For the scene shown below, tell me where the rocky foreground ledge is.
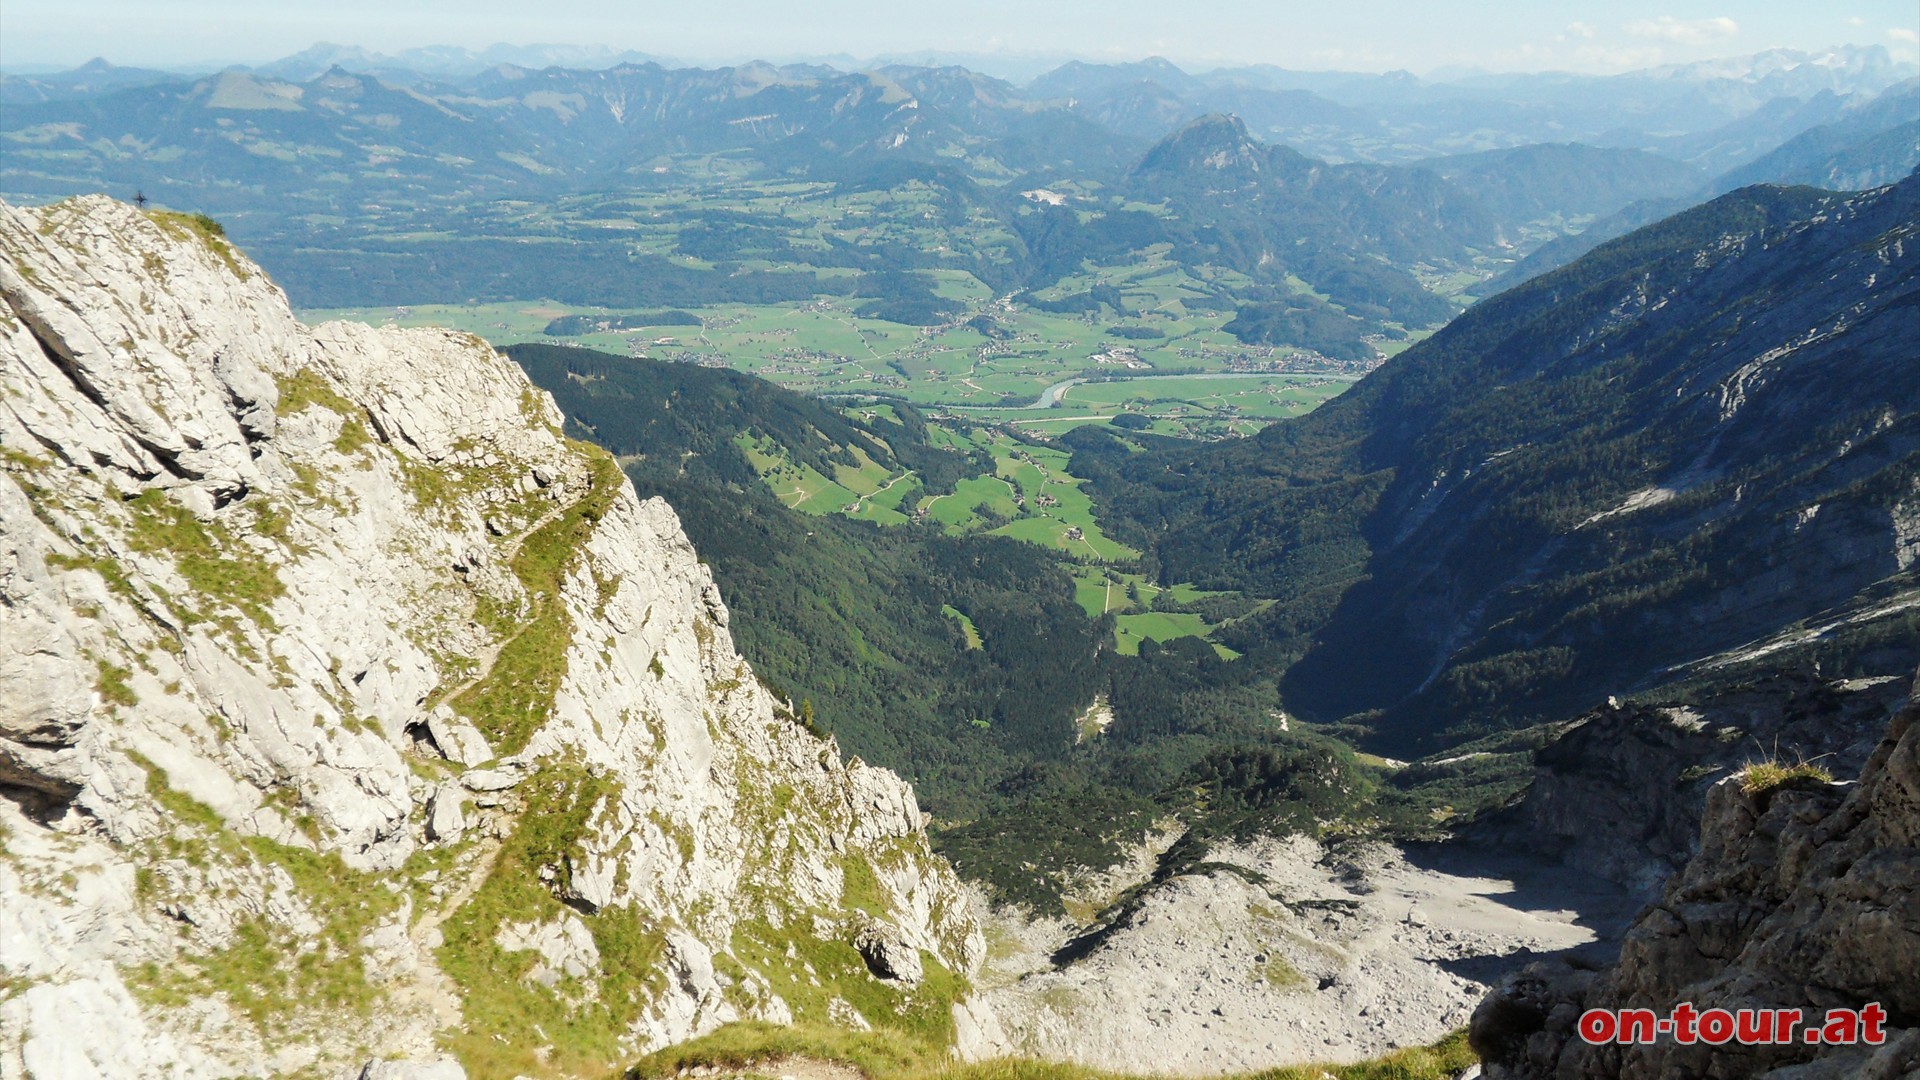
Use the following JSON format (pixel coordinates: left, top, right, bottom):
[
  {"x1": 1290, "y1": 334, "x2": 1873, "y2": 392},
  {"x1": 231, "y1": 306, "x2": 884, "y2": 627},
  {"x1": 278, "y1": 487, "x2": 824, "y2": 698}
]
[
  {"x1": 0, "y1": 197, "x2": 984, "y2": 1077},
  {"x1": 1471, "y1": 670, "x2": 1920, "y2": 1079}
]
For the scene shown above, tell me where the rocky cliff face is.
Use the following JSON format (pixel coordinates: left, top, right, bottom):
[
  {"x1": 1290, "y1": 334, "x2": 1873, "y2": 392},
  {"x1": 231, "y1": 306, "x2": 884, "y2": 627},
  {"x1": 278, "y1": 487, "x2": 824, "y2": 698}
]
[
  {"x1": 1470, "y1": 671, "x2": 1920, "y2": 1079},
  {"x1": 0, "y1": 196, "x2": 981, "y2": 1078},
  {"x1": 1476, "y1": 671, "x2": 1906, "y2": 896}
]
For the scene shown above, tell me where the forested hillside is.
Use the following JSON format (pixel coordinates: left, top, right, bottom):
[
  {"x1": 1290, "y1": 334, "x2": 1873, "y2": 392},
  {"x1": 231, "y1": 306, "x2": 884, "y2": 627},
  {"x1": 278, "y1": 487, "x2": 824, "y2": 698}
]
[
  {"x1": 510, "y1": 344, "x2": 1104, "y2": 815},
  {"x1": 508, "y1": 344, "x2": 1503, "y2": 913},
  {"x1": 1073, "y1": 177, "x2": 1920, "y2": 750},
  {"x1": 506, "y1": 175, "x2": 1918, "y2": 907}
]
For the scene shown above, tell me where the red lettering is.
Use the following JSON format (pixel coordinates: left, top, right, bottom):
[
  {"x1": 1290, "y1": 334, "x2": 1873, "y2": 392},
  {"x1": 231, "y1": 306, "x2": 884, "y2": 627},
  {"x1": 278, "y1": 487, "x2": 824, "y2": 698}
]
[
  {"x1": 1698, "y1": 1008, "x2": 1735, "y2": 1044},
  {"x1": 1618, "y1": 1008, "x2": 1658, "y2": 1045},
  {"x1": 1571, "y1": 1003, "x2": 1871, "y2": 1047},
  {"x1": 1671, "y1": 1002, "x2": 1699, "y2": 1044},
  {"x1": 1861, "y1": 1003, "x2": 1887, "y2": 1045}
]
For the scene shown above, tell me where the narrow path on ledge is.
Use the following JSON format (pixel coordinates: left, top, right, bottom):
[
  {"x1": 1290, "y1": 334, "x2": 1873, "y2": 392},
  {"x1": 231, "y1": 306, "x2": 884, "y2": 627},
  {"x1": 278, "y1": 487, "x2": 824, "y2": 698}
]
[
  {"x1": 434, "y1": 498, "x2": 571, "y2": 707},
  {"x1": 397, "y1": 493, "x2": 581, "y2": 1034}
]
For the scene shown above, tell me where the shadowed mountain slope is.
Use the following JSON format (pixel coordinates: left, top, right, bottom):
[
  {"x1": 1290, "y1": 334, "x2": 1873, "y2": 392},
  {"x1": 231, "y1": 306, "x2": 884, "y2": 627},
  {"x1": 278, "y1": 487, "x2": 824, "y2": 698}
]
[{"x1": 1072, "y1": 176, "x2": 1920, "y2": 749}]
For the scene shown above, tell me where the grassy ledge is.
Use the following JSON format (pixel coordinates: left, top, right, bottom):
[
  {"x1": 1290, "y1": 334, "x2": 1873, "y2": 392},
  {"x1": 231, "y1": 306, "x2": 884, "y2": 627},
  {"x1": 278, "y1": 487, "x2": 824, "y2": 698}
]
[
  {"x1": 144, "y1": 209, "x2": 251, "y2": 281},
  {"x1": 451, "y1": 451, "x2": 625, "y2": 755},
  {"x1": 1739, "y1": 758, "x2": 1834, "y2": 796},
  {"x1": 627, "y1": 1025, "x2": 1477, "y2": 1080},
  {"x1": 437, "y1": 760, "x2": 667, "y2": 1077}
]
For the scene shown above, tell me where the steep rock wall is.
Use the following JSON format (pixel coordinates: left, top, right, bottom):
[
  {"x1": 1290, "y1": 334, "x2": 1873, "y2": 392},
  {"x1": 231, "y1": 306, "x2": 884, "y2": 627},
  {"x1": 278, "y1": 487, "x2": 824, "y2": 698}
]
[
  {"x1": 0, "y1": 196, "x2": 980, "y2": 1079},
  {"x1": 1470, "y1": 670, "x2": 1920, "y2": 1079}
]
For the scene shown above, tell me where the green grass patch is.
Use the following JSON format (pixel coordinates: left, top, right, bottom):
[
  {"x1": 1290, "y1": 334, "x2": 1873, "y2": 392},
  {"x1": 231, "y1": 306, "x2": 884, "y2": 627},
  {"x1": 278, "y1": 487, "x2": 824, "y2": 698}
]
[
  {"x1": 275, "y1": 368, "x2": 357, "y2": 418},
  {"x1": 627, "y1": 1021, "x2": 938, "y2": 1078},
  {"x1": 847, "y1": 472, "x2": 922, "y2": 525},
  {"x1": 123, "y1": 754, "x2": 403, "y2": 1035},
  {"x1": 93, "y1": 656, "x2": 138, "y2": 707},
  {"x1": 942, "y1": 605, "x2": 984, "y2": 650},
  {"x1": 1255, "y1": 954, "x2": 1307, "y2": 991},
  {"x1": 452, "y1": 601, "x2": 573, "y2": 755},
  {"x1": 1071, "y1": 568, "x2": 1115, "y2": 618},
  {"x1": 629, "y1": 1025, "x2": 1474, "y2": 1080},
  {"x1": 727, "y1": 919, "x2": 964, "y2": 1053},
  {"x1": 276, "y1": 368, "x2": 373, "y2": 453},
  {"x1": 123, "y1": 489, "x2": 284, "y2": 631},
  {"x1": 737, "y1": 432, "x2": 870, "y2": 514},
  {"x1": 145, "y1": 209, "x2": 250, "y2": 280},
  {"x1": 1112, "y1": 611, "x2": 1211, "y2": 656},
  {"x1": 921, "y1": 473, "x2": 1018, "y2": 529},
  {"x1": 439, "y1": 761, "x2": 667, "y2": 1077},
  {"x1": 1740, "y1": 759, "x2": 1834, "y2": 795}
]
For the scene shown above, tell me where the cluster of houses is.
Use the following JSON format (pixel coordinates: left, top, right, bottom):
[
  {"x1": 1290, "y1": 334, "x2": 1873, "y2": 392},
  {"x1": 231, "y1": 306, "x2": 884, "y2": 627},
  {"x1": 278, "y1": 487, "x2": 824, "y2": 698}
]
[{"x1": 1089, "y1": 346, "x2": 1153, "y2": 369}]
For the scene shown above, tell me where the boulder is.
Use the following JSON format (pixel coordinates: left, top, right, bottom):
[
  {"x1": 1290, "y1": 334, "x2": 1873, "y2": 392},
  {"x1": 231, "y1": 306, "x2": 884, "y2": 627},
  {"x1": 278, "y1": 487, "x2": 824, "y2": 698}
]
[
  {"x1": 855, "y1": 922, "x2": 925, "y2": 985},
  {"x1": 358, "y1": 1060, "x2": 466, "y2": 1080},
  {"x1": 424, "y1": 707, "x2": 494, "y2": 767},
  {"x1": 424, "y1": 784, "x2": 465, "y2": 843}
]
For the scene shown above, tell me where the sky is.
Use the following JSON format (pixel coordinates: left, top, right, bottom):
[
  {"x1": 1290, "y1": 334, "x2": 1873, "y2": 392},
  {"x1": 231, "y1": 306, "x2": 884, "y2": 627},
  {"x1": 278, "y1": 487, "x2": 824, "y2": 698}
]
[{"x1": 3, "y1": 1, "x2": 1916, "y2": 76}]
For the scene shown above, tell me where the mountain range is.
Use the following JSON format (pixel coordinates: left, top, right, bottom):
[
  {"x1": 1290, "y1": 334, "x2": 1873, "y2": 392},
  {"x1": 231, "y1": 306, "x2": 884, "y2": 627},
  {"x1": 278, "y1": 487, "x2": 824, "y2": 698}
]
[
  {"x1": 3, "y1": 33, "x2": 1919, "y2": 1080},
  {"x1": 4, "y1": 46, "x2": 1912, "y2": 336},
  {"x1": 1, "y1": 113, "x2": 1916, "y2": 1080},
  {"x1": 7, "y1": 44, "x2": 1909, "y2": 159}
]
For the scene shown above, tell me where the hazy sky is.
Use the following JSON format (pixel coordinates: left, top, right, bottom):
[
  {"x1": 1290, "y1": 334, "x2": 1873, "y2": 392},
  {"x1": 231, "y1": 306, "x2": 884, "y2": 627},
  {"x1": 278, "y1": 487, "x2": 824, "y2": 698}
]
[{"x1": 4, "y1": 1, "x2": 1917, "y2": 75}]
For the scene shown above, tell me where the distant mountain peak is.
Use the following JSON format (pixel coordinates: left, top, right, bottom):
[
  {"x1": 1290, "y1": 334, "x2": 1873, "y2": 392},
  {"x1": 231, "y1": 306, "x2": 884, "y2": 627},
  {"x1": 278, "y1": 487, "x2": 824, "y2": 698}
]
[
  {"x1": 1133, "y1": 112, "x2": 1267, "y2": 177},
  {"x1": 1631, "y1": 43, "x2": 1915, "y2": 92}
]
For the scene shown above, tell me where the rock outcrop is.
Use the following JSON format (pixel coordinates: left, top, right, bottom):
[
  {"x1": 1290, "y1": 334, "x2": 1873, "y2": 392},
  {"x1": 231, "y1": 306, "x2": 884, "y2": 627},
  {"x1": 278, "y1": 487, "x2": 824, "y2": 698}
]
[
  {"x1": 1476, "y1": 671, "x2": 1905, "y2": 897},
  {"x1": 1470, "y1": 671, "x2": 1920, "y2": 1079},
  {"x1": 0, "y1": 196, "x2": 980, "y2": 1078}
]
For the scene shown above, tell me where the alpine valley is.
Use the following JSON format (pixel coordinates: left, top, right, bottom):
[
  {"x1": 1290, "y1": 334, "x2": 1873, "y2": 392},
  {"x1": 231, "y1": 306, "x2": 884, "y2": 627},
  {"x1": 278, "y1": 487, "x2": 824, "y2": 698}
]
[{"x1": 0, "y1": 38, "x2": 1917, "y2": 1080}]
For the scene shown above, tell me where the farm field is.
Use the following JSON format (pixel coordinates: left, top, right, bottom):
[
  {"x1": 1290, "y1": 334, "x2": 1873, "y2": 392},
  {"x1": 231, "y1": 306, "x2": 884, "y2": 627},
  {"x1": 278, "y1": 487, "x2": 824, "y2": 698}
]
[
  {"x1": 1114, "y1": 611, "x2": 1210, "y2": 655},
  {"x1": 942, "y1": 605, "x2": 985, "y2": 650},
  {"x1": 301, "y1": 178, "x2": 1384, "y2": 440},
  {"x1": 301, "y1": 301, "x2": 1350, "y2": 657},
  {"x1": 730, "y1": 422, "x2": 1276, "y2": 655},
  {"x1": 300, "y1": 183, "x2": 1380, "y2": 662},
  {"x1": 304, "y1": 296, "x2": 1362, "y2": 440}
]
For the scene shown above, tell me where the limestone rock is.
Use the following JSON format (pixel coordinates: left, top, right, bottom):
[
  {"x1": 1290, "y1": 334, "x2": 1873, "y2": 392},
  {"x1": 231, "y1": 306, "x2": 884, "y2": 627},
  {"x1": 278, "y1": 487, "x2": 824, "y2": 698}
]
[
  {"x1": 422, "y1": 707, "x2": 493, "y2": 768},
  {"x1": 457, "y1": 768, "x2": 520, "y2": 793},
  {"x1": 0, "y1": 196, "x2": 982, "y2": 1076},
  {"x1": 855, "y1": 922, "x2": 925, "y2": 984},
  {"x1": 358, "y1": 1060, "x2": 466, "y2": 1080},
  {"x1": 496, "y1": 914, "x2": 601, "y2": 987},
  {"x1": 1472, "y1": 671, "x2": 1920, "y2": 1079},
  {"x1": 424, "y1": 784, "x2": 465, "y2": 843},
  {"x1": 1472, "y1": 672, "x2": 1902, "y2": 897},
  {"x1": 978, "y1": 832, "x2": 1638, "y2": 1074},
  {"x1": 951, "y1": 996, "x2": 1014, "y2": 1061}
]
